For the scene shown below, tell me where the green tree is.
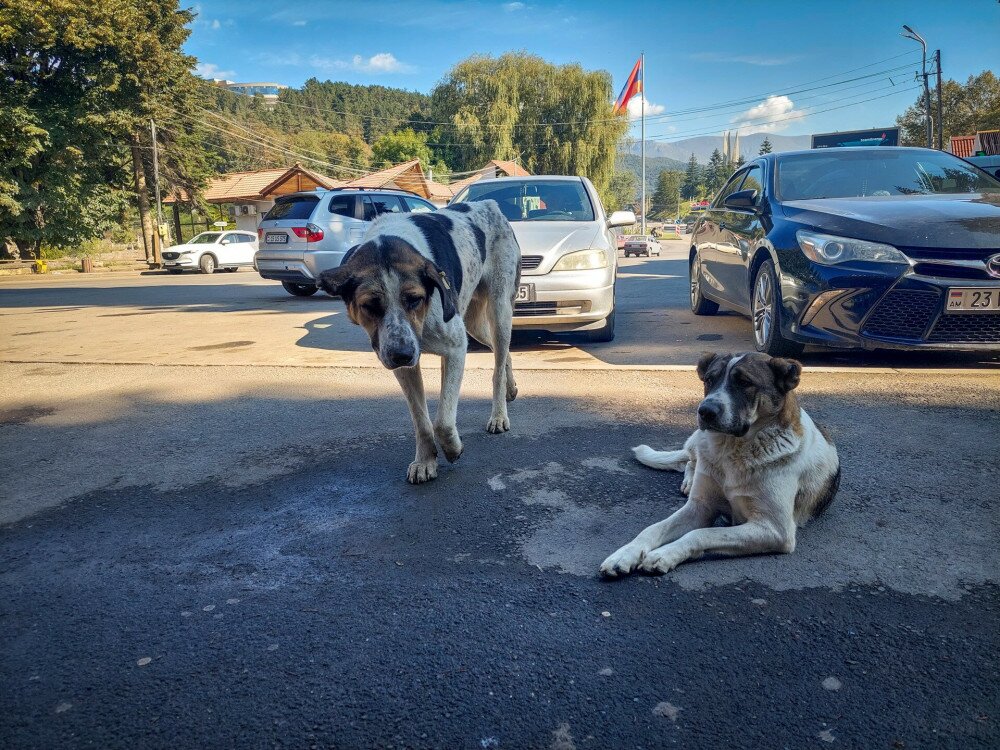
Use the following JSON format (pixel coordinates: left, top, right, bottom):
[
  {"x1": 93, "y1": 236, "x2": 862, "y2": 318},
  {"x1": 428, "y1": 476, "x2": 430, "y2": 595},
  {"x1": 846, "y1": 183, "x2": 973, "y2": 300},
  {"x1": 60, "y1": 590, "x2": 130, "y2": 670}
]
[
  {"x1": 430, "y1": 52, "x2": 628, "y2": 202},
  {"x1": 372, "y1": 128, "x2": 435, "y2": 170},
  {"x1": 758, "y1": 137, "x2": 773, "y2": 155},
  {"x1": 650, "y1": 170, "x2": 682, "y2": 218},
  {"x1": 680, "y1": 154, "x2": 703, "y2": 200},
  {"x1": 0, "y1": 0, "x2": 214, "y2": 259},
  {"x1": 705, "y1": 148, "x2": 729, "y2": 195},
  {"x1": 896, "y1": 71, "x2": 1000, "y2": 147},
  {"x1": 606, "y1": 169, "x2": 637, "y2": 212}
]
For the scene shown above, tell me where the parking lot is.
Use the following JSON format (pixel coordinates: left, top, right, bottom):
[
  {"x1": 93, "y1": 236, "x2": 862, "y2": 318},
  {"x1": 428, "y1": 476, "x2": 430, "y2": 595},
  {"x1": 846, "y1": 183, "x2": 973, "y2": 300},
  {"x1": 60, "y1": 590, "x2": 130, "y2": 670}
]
[{"x1": 2, "y1": 249, "x2": 999, "y2": 748}]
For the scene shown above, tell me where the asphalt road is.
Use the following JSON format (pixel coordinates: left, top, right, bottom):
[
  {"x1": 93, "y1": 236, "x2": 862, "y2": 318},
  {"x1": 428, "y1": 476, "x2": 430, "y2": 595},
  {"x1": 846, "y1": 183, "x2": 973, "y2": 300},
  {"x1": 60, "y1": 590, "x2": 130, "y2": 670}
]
[{"x1": 2, "y1": 255, "x2": 999, "y2": 749}]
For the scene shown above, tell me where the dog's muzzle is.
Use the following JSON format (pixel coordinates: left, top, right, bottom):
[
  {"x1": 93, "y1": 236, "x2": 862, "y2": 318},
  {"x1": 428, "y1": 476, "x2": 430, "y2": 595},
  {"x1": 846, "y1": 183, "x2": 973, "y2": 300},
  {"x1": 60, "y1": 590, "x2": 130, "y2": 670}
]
[{"x1": 697, "y1": 397, "x2": 748, "y2": 436}]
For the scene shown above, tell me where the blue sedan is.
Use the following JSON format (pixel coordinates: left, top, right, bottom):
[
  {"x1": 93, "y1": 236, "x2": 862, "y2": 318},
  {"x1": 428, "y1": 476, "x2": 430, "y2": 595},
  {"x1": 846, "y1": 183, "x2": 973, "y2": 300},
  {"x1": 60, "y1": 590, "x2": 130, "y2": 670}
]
[{"x1": 689, "y1": 147, "x2": 1000, "y2": 354}]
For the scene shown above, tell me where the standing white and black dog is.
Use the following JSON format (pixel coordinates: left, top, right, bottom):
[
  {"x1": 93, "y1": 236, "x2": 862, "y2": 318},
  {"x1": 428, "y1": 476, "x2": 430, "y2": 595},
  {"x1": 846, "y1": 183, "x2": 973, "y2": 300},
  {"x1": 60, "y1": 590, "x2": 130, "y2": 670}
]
[
  {"x1": 601, "y1": 352, "x2": 840, "y2": 577},
  {"x1": 317, "y1": 200, "x2": 521, "y2": 484}
]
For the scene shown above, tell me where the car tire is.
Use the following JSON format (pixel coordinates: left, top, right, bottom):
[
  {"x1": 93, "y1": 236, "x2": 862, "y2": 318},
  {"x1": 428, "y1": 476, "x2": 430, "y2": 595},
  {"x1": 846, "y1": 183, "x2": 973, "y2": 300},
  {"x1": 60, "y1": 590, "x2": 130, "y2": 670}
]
[
  {"x1": 751, "y1": 259, "x2": 804, "y2": 357},
  {"x1": 689, "y1": 252, "x2": 719, "y2": 316},
  {"x1": 282, "y1": 281, "x2": 319, "y2": 297},
  {"x1": 199, "y1": 254, "x2": 216, "y2": 274},
  {"x1": 580, "y1": 309, "x2": 615, "y2": 343}
]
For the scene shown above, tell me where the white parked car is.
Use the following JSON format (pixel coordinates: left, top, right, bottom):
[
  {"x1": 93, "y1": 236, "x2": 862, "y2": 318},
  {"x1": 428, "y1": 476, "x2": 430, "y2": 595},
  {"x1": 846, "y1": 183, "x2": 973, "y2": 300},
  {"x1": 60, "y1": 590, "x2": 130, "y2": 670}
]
[
  {"x1": 623, "y1": 235, "x2": 661, "y2": 257},
  {"x1": 450, "y1": 176, "x2": 635, "y2": 342},
  {"x1": 162, "y1": 230, "x2": 259, "y2": 274}
]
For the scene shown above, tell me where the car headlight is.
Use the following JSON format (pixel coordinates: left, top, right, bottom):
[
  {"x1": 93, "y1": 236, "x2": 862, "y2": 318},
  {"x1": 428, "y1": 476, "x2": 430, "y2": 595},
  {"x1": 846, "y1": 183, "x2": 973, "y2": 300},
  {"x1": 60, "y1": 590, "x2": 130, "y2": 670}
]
[
  {"x1": 552, "y1": 248, "x2": 608, "y2": 271},
  {"x1": 796, "y1": 230, "x2": 909, "y2": 265}
]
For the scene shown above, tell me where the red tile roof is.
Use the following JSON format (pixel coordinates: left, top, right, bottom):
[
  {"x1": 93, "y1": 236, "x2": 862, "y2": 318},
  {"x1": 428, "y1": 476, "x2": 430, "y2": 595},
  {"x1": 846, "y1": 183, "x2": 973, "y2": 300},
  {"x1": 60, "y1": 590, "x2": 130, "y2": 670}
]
[
  {"x1": 950, "y1": 135, "x2": 976, "y2": 158},
  {"x1": 165, "y1": 164, "x2": 341, "y2": 204}
]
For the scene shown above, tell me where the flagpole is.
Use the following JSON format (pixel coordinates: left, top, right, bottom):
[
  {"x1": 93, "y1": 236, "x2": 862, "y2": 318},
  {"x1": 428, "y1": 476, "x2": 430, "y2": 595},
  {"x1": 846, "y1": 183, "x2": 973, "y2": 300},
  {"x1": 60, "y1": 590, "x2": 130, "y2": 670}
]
[{"x1": 640, "y1": 51, "x2": 646, "y2": 236}]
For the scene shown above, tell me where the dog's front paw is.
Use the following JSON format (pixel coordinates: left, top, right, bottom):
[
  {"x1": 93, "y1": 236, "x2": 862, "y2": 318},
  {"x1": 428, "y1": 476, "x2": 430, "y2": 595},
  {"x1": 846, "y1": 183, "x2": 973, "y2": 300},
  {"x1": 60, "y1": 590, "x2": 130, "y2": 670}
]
[
  {"x1": 506, "y1": 382, "x2": 518, "y2": 402},
  {"x1": 435, "y1": 425, "x2": 464, "y2": 463},
  {"x1": 407, "y1": 459, "x2": 438, "y2": 484},
  {"x1": 599, "y1": 544, "x2": 645, "y2": 578},
  {"x1": 486, "y1": 413, "x2": 510, "y2": 434},
  {"x1": 680, "y1": 475, "x2": 693, "y2": 496},
  {"x1": 639, "y1": 547, "x2": 685, "y2": 575}
]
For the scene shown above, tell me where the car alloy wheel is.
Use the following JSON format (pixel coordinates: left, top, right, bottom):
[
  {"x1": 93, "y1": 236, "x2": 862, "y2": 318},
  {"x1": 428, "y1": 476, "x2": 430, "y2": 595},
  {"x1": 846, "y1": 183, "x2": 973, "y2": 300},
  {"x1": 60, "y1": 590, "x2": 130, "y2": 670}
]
[{"x1": 752, "y1": 268, "x2": 773, "y2": 347}]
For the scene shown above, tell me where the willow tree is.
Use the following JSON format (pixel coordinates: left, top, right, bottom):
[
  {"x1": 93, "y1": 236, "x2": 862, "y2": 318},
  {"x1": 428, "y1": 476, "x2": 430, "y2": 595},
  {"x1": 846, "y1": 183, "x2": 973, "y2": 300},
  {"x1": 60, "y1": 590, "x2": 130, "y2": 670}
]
[{"x1": 430, "y1": 53, "x2": 628, "y2": 201}]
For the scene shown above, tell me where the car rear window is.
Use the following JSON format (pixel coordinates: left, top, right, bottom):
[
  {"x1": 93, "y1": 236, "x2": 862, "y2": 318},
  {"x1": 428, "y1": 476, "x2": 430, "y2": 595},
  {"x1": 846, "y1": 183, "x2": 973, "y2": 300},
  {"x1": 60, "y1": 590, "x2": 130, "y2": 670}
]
[{"x1": 263, "y1": 195, "x2": 320, "y2": 221}]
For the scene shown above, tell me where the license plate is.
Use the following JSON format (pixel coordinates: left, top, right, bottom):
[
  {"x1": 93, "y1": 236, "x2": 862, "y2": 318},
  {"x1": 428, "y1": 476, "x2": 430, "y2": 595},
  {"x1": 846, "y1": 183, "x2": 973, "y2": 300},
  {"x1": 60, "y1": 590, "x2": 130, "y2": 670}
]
[
  {"x1": 946, "y1": 287, "x2": 1000, "y2": 313},
  {"x1": 515, "y1": 283, "x2": 535, "y2": 303},
  {"x1": 265, "y1": 232, "x2": 288, "y2": 244}
]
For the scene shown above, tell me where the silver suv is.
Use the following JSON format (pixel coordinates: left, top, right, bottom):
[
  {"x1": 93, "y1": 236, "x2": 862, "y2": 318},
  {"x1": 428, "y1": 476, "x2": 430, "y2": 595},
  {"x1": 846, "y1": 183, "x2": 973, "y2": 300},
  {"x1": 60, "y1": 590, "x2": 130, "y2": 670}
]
[{"x1": 254, "y1": 188, "x2": 437, "y2": 296}]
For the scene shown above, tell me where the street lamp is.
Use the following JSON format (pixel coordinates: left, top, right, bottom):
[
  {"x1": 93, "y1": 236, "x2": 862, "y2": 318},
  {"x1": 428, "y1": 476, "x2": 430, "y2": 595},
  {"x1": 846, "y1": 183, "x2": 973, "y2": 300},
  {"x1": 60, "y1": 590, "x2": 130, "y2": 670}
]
[{"x1": 901, "y1": 24, "x2": 933, "y2": 149}]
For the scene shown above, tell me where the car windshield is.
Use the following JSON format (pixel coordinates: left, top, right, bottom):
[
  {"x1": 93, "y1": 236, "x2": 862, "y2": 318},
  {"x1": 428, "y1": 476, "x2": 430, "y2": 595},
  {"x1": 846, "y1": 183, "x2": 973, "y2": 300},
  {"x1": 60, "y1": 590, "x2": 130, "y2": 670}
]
[
  {"x1": 454, "y1": 179, "x2": 595, "y2": 222},
  {"x1": 263, "y1": 194, "x2": 320, "y2": 221},
  {"x1": 190, "y1": 233, "x2": 222, "y2": 244},
  {"x1": 777, "y1": 149, "x2": 1000, "y2": 200}
]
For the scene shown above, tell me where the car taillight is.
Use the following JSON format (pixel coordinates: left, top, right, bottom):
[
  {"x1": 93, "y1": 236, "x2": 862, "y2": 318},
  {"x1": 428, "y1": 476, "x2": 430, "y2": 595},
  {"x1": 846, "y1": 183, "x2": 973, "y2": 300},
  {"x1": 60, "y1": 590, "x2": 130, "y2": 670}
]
[
  {"x1": 291, "y1": 224, "x2": 324, "y2": 243},
  {"x1": 257, "y1": 228, "x2": 263, "y2": 240}
]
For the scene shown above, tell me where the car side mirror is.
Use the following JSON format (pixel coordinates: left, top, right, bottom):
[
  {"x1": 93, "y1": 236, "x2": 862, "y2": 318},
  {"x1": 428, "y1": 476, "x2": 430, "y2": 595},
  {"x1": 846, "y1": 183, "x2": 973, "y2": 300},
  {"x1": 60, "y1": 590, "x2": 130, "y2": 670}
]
[
  {"x1": 220, "y1": 239, "x2": 230, "y2": 245},
  {"x1": 607, "y1": 210, "x2": 637, "y2": 228},
  {"x1": 722, "y1": 189, "x2": 759, "y2": 211}
]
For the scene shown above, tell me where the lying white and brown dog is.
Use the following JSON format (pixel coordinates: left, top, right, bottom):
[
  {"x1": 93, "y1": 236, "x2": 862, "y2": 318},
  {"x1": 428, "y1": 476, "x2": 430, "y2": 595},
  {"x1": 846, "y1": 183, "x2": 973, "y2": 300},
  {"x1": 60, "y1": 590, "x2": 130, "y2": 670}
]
[
  {"x1": 317, "y1": 201, "x2": 521, "y2": 484},
  {"x1": 601, "y1": 352, "x2": 840, "y2": 577}
]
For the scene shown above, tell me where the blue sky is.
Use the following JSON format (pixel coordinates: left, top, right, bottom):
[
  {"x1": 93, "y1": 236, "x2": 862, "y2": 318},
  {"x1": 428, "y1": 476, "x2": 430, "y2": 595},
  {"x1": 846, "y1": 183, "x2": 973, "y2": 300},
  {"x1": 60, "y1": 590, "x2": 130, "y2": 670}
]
[{"x1": 186, "y1": 0, "x2": 999, "y2": 142}]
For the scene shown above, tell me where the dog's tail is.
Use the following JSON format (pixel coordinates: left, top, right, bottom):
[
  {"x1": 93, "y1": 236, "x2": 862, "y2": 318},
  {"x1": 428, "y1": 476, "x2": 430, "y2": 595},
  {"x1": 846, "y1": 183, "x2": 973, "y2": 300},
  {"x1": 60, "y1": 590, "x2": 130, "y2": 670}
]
[{"x1": 632, "y1": 444, "x2": 690, "y2": 472}]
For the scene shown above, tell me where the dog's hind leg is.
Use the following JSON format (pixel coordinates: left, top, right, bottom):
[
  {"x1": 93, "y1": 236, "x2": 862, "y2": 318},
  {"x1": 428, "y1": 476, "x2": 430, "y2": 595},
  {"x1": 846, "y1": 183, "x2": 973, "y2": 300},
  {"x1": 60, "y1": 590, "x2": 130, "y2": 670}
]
[
  {"x1": 393, "y1": 366, "x2": 438, "y2": 484},
  {"x1": 434, "y1": 327, "x2": 467, "y2": 464}
]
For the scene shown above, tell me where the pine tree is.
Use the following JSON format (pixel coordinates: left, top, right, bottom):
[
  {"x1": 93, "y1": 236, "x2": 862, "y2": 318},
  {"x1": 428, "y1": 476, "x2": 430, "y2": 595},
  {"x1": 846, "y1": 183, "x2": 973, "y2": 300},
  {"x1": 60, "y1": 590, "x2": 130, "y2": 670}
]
[
  {"x1": 650, "y1": 170, "x2": 683, "y2": 219},
  {"x1": 758, "y1": 137, "x2": 773, "y2": 155},
  {"x1": 706, "y1": 148, "x2": 727, "y2": 194},
  {"x1": 681, "y1": 154, "x2": 702, "y2": 200}
]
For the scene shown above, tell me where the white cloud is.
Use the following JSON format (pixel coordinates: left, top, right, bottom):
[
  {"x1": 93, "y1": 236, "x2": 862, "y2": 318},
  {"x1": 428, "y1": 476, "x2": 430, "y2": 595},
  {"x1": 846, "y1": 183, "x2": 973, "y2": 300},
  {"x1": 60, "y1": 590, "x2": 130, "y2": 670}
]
[
  {"x1": 195, "y1": 62, "x2": 236, "y2": 80},
  {"x1": 292, "y1": 20, "x2": 307, "y2": 26},
  {"x1": 733, "y1": 95, "x2": 802, "y2": 132},
  {"x1": 503, "y1": 2, "x2": 526, "y2": 10},
  {"x1": 308, "y1": 52, "x2": 414, "y2": 74},
  {"x1": 210, "y1": 19, "x2": 220, "y2": 29},
  {"x1": 627, "y1": 96, "x2": 665, "y2": 120}
]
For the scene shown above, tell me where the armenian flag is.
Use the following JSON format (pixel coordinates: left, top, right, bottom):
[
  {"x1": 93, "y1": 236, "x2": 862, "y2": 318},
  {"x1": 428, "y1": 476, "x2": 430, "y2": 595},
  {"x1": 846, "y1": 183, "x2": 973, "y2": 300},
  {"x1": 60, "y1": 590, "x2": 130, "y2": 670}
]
[{"x1": 613, "y1": 57, "x2": 643, "y2": 115}]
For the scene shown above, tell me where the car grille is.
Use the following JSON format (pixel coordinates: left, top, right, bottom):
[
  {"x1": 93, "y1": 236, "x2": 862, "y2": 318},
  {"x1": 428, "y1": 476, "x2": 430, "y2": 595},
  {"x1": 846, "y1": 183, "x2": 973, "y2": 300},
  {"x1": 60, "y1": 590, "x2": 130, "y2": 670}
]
[
  {"x1": 514, "y1": 302, "x2": 558, "y2": 316},
  {"x1": 928, "y1": 313, "x2": 1000, "y2": 343},
  {"x1": 520, "y1": 255, "x2": 543, "y2": 271},
  {"x1": 162, "y1": 252, "x2": 179, "y2": 260},
  {"x1": 861, "y1": 290, "x2": 939, "y2": 339},
  {"x1": 904, "y1": 247, "x2": 1000, "y2": 281}
]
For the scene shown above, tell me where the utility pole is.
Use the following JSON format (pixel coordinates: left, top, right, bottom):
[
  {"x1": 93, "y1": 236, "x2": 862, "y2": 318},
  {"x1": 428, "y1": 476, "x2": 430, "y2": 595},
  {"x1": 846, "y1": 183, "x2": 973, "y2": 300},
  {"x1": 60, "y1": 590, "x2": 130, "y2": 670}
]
[
  {"x1": 640, "y1": 51, "x2": 646, "y2": 236},
  {"x1": 150, "y1": 119, "x2": 164, "y2": 266},
  {"x1": 935, "y1": 49, "x2": 944, "y2": 151},
  {"x1": 902, "y1": 25, "x2": 932, "y2": 149}
]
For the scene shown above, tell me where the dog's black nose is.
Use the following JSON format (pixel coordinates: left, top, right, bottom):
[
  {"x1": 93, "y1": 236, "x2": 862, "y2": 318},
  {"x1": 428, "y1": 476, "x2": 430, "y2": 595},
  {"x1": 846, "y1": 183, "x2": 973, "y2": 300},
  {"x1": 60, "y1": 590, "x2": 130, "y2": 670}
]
[
  {"x1": 698, "y1": 402, "x2": 720, "y2": 422},
  {"x1": 388, "y1": 348, "x2": 415, "y2": 367}
]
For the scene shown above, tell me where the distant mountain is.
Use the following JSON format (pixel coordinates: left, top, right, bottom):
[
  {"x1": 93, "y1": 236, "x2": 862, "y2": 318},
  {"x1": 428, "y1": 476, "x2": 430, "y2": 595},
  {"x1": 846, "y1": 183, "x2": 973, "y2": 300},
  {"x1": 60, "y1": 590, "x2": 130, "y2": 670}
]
[
  {"x1": 617, "y1": 153, "x2": 687, "y2": 198},
  {"x1": 628, "y1": 133, "x2": 812, "y2": 163}
]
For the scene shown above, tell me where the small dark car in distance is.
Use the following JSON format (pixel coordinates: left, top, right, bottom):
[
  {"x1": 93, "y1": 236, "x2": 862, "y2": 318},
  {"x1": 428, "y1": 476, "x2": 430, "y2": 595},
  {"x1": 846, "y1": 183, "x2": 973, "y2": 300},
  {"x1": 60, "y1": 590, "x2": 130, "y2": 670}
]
[{"x1": 689, "y1": 147, "x2": 1000, "y2": 354}]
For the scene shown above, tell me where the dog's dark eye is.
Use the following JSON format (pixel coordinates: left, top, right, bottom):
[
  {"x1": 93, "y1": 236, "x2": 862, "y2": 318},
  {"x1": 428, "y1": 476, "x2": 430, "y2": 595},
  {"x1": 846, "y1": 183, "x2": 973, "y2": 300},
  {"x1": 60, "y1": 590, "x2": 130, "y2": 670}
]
[
  {"x1": 733, "y1": 372, "x2": 753, "y2": 387},
  {"x1": 404, "y1": 295, "x2": 423, "y2": 310},
  {"x1": 362, "y1": 300, "x2": 383, "y2": 316}
]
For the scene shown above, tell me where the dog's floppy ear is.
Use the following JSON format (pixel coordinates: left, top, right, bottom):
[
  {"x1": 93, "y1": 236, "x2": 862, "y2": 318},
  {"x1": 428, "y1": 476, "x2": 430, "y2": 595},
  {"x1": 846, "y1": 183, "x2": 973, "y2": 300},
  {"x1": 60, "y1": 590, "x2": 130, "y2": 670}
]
[
  {"x1": 422, "y1": 260, "x2": 459, "y2": 322},
  {"x1": 769, "y1": 357, "x2": 802, "y2": 393},
  {"x1": 696, "y1": 351, "x2": 719, "y2": 381},
  {"x1": 317, "y1": 263, "x2": 359, "y2": 302}
]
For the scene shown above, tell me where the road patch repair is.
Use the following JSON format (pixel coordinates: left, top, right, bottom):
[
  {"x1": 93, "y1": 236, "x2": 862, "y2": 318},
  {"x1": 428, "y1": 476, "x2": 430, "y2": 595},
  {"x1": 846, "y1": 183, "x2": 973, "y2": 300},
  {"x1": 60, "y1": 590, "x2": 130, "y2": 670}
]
[{"x1": 1, "y1": 359, "x2": 998, "y2": 748}]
